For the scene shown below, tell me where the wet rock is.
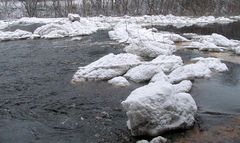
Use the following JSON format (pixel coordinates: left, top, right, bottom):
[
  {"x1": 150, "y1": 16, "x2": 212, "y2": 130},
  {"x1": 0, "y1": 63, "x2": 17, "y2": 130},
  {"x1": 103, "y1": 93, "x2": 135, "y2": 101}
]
[
  {"x1": 96, "y1": 111, "x2": 110, "y2": 120},
  {"x1": 122, "y1": 81, "x2": 197, "y2": 136}
]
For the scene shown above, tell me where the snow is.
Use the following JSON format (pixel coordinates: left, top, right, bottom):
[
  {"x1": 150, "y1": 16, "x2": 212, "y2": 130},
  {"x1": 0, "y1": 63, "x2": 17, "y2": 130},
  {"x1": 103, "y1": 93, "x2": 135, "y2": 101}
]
[
  {"x1": 168, "y1": 63, "x2": 212, "y2": 83},
  {"x1": 34, "y1": 19, "x2": 98, "y2": 39},
  {"x1": 121, "y1": 81, "x2": 197, "y2": 136},
  {"x1": 72, "y1": 53, "x2": 142, "y2": 82},
  {"x1": 191, "y1": 57, "x2": 228, "y2": 72},
  {"x1": 108, "y1": 76, "x2": 130, "y2": 87},
  {"x1": 124, "y1": 64, "x2": 162, "y2": 83},
  {"x1": 150, "y1": 70, "x2": 169, "y2": 83},
  {"x1": 124, "y1": 41, "x2": 176, "y2": 58},
  {"x1": 0, "y1": 29, "x2": 32, "y2": 41},
  {"x1": 234, "y1": 47, "x2": 240, "y2": 55},
  {"x1": 149, "y1": 55, "x2": 183, "y2": 73},
  {"x1": 68, "y1": 13, "x2": 80, "y2": 22},
  {"x1": 137, "y1": 136, "x2": 167, "y2": 143},
  {"x1": 183, "y1": 41, "x2": 224, "y2": 52},
  {"x1": 71, "y1": 37, "x2": 82, "y2": 41},
  {"x1": 173, "y1": 80, "x2": 193, "y2": 93},
  {"x1": 150, "y1": 136, "x2": 167, "y2": 143}
]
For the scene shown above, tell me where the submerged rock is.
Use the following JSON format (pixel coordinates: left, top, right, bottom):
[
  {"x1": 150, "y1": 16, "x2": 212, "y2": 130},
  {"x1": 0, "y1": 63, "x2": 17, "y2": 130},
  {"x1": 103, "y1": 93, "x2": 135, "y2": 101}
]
[
  {"x1": 72, "y1": 53, "x2": 142, "y2": 82},
  {"x1": 122, "y1": 81, "x2": 197, "y2": 136}
]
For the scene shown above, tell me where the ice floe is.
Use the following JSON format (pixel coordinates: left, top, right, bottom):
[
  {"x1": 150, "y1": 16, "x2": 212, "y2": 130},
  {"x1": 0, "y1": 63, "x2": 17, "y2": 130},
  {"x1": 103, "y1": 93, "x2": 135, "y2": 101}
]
[
  {"x1": 72, "y1": 53, "x2": 142, "y2": 82},
  {"x1": 108, "y1": 76, "x2": 130, "y2": 87},
  {"x1": 121, "y1": 81, "x2": 197, "y2": 136}
]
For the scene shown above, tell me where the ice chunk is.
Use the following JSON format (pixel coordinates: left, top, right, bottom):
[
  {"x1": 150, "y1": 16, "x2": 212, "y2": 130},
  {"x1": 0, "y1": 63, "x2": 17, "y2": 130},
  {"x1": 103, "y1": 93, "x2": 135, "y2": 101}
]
[
  {"x1": 108, "y1": 76, "x2": 130, "y2": 87},
  {"x1": 192, "y1": 57, "x2": 228, "y2": 72},
  {"x1": 162, "y1": 33, "x2": 190, "y2": 42},
  {"x1": 68, "y1": 13, "x2": 80, "y2": 22},
  {"x1": 122, "y1": 81, "x2": 197, "y2": 136},
  {"x1": 173, "y1": 80, "x2": 193, "y2": 93},
  {"x1": 71, "y1": 37, "x2": 82, "y2": 41},
  {"x1": 72, "y1": 53, "x2": 142, "y2": 82},
  {"x1": 168, "y1": 63, "x2": 212, "y2": 83},
  {"x1": 124, "y1": 64, "x2": 162, "y2": 83}
]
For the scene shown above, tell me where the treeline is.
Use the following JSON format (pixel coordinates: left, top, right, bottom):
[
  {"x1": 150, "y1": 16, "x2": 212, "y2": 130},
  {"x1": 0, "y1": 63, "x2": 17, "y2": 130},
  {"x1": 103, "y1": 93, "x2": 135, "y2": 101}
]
[{"x1": 0, "y1": 0, "x2": 240, "y2": 19}]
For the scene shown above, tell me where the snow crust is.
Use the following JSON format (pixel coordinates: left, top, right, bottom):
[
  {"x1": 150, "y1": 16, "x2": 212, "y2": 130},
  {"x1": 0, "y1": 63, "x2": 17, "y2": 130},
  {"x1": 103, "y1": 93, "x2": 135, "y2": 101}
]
[{"x1": 121, "y1": 81, "x2": 197, "y2": 136}]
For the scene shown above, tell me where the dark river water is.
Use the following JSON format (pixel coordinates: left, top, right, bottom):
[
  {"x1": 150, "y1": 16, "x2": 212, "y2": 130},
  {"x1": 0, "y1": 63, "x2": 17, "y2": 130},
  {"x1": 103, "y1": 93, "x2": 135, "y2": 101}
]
[{"x1": 0, "y1": 22, "x2": 240, "y2": 143}]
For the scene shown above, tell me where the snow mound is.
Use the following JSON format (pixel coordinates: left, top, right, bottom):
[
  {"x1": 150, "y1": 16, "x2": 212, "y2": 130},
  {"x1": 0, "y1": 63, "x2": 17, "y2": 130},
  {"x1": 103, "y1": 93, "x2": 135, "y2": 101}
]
[
  {"x1": 168, "y1": 63, "x2": 212, "y2": 83},
  {"x1": 122, "y1": 81, "x2": 197, "y2": 136},
  {"x1": 137, "y1": 136, "x2": 167, "y2": 143},
  {"x1": 150, "y1": 70, "x2": 169, "y2": 83},
  {"x1": 0, "y1": 29, "x2": 32, "y2": 41},
  {"x1": 124, "y1": 41, "x2": 176, "y2": 58},
  {"x1": 183, "y1": 41, "x2": 224, "y2": 52},
  {"x1": 68, "y1": 13, "x2": 80, "y2": 22},
  {"x1": 192, "y1": 57, "x2": 228, "y2": 72},
  {"x1": 149, "y1": 55, "x2": 183, "y2": 73},
  {"x1": 173, "y1": 80, "x2": 193, "y2": 93},
  {"x1": 108, "y1": 76, "x2": 130, "y2": 87},
  {"x1": 72, "y1": 53, "x2": 142, "y2": 82},
  {"x1": 124, "y1": 64, "x2": 162, "y2": 83},
  {"x1": 34, "y1": 19, "x2": 98, "y2": 39}
]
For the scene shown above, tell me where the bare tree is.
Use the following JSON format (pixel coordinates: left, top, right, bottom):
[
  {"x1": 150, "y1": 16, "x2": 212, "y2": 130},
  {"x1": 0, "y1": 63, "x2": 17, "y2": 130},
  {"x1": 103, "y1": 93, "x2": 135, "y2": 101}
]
[{"x1": 19, "y1": 0, "x2": 39, "y2": 17}]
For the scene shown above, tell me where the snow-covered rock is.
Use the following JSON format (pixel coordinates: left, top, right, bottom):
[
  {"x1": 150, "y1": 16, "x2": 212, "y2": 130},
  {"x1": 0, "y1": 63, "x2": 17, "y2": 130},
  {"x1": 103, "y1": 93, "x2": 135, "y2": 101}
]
[
  {"x1": 71, "y1": 37, "x2": 82, "y2": 41},
  {"x1": 168, "y1": 63, "x2": 212, "y2": 83},
  {"x1": 108, "y1": 76, "x2": 130, "y2": 87},
  {"x1": 136, "y1": 136, "x2": 167, "y2": 143},
  {"x1": 72, "y1": 53, "x2": 142, "y2": 82},
  {"x1": 150, "y1": 70, "x2": 169, "y2": 83},
  {"x1": 124, "y1": 41, "x2": 176, "y2": 58},
  {"x1": 34, "y1": 23, "x2": 69, "y2": 39},
  {"x1": 122, "y1": 81, "x2": 197, "y2": 136},
  {"x1": 161, "y1": 33, "x2": 190, "y2": 42},
  {"x1": 136, "y1": 140, "x2": 149, "y2": 143},
  {"x1": 173, "y1": 80, "x2": 193, "y2": 93},
  {"x1": 149, "y1": 55, "x2": 183, "y2": 73},
  {"x1": 192, "y1": 57, "x2": 228, "y2": 72},
  {"x1": 124, "y1": 64, "x2": 162, "y2": 83},
  {"x1": 0, "y1": 29, "x2": 32, "y2": 41},
  {"x1": 183, "y1": 41, "x2": 224, "y2": 52},
  {"x1": 210, "y1": 33, "x2": 238, "y2": 47},
  {"x1": 150, "y1": 136, "x2": 167, "y2": 143},
  {"x1": 68, "y1": 13, "x2": 81, "y2": 22},
  {"x1": 34, "y1": 19, "x2": 98, "y2": 39},
  {"x1": 233, "y1": 46, "x2": 240, "y2": 55}
]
